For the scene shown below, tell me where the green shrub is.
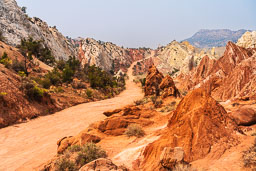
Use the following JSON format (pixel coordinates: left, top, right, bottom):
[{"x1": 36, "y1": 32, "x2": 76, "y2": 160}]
[
  {"x1": 125, "y1": 124, "x2": 145, "y2": 138},
  {"x1": 56, "y1": 59, "x2": 66, "y2": 70},
  {"x1": 75, "y1": 143, "x2": 107, "y2": 167},
  {"x1": 40, "y1": 77, "x2": 51, "y2": 89},
  {"x1": 17, "y1": 38, "x2": 55, "y2": 66},
  {"x1": 67, "y1": 145, "x2": 82, "y2": 153},
  {"x1": 45, "y1": 69, "x2": 62, "y2": 86},
  {"x1": 22, "y1": 81, "x2": 45, "y2": 102},
  {"x1": 0, "y1": 52, "x2": 12, "y2": 68},
  {"x1": 55, "y1": 157, "x2": 76, "y2": 171},
  {"x1": 12, "y1": 59, "x2": 26, "y2": 73},
  {"x1": 86, "y1": 89, "x2": 93, "y2": 98},
  {"x1": 84, "y1": 64, "x2": 117, "y2": 89},
  {"x1": 62, "y1": 65, "x2": 74, "y2": 83}
]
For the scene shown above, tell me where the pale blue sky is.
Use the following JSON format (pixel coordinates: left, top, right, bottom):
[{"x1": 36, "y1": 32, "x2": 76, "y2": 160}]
[{"x1": 16, "y1": 0, "x2": 256, "y2": 48}]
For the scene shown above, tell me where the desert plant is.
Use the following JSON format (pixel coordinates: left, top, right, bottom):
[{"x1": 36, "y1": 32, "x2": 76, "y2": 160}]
[
  {"x1": 21, "y1": 81, "x2": 45, "y2": 102},
  {"x1": 75, "y1": 143, "x2": 107, "y2": 167},
  {"x1": 55, "y1": 157, "x2": 76, "y2": 171},
  {"x1": 86, "y1": 89, "x2": 93, "y2": 98},
  {"x1": 40, "y1": 77, "x2": 51, "y2": 89},
  {"x1": 243, "y1": 138, "x2": 256, "y2": 168},
  {"x1": 12, "y1": 59, "x2": 26, "y2": 73},
  {"x1": 0, "y1": 52, "x2": 12, "y2": 68},
  {"x1": 125, "y1": 124, "x2": 145, "y2": 138},
  {"x1": 154, "y1": 99, "x2": 163, "y2": 108},
  {"x1": 67, "y1": 145, "x2": 83, "y2": 153},
  {"x1": 160, "y1": 101, "x2": 177, "y2": 112},
  {"x1": 150, "y1": 95, "x2": 157, "y2": 104},
  {"x1": 134, "y1": 99, "x2": 144, "y2": 106}
]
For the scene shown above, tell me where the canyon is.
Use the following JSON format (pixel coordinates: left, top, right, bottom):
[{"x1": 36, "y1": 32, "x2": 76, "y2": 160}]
[{"x1": 0, "y1": 0, "x2": 256, "y2": 170}]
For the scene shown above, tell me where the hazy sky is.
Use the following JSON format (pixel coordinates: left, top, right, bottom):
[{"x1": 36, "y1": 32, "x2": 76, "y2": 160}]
[{"x1": 16, "y1": 0, "x2": 256, "y2": 48}]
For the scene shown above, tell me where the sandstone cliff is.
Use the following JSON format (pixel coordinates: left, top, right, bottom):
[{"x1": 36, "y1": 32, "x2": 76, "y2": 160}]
[
  {"x1": 176, "y1": 41, "x2": 256, "y2": 101},
  {"x1": 237, "y1": 31, "x2": 256, "y2": 49},
  {"x1": 0, "y1": 0, "x2": 76, "y2": 60},
  {"x1": 78, "y1": 38, "x2": 151, "y2": 73}
]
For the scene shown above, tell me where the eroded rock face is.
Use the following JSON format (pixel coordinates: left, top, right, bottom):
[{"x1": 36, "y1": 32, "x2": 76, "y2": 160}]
[
  {"x1": 79, "y1": 158, "x2": 128, "y2": 171},
  {"x1": 237, "y1": 31, "x2": 256, "y2": 49},
  {"x1": 144, "y1": 65, "x2": 164, "y2": 96},
  {"x1": 78, "y1": 38, "x2": 143, "y2": 73},
  {"x1": 0, "y1": 0, "x2": 76, "y2": 60},
  {"x1": 160, "y1": 147, "x2": 186, "y2": 170},
  {"x1": 153, "y1": 41, "x2": 221, "y2": 76},
  {"x1": 230, "y1": 106, "x2": 256, "y2": 126},
  {"x1": 141, "y1": 88, "x2": 238, "y2": 170},
  {"x1": 159, "y1": 75, "x2": 180, "y2": 98},
  {"x1": 177, "y1": 42, "x2": 256, "y2": 101}
]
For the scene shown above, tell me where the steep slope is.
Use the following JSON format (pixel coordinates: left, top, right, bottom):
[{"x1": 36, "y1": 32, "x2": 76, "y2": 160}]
[
  {"x1": 184, "y1": 29, "x2": 248, "y2": 48},
  {"x1": 177, "y1": 41, "x2": 256, "y2": 101},
  {"x1": 0, "y1": 0, "x2": 76, "y2": 60},
  {"x1": 237, "y1": 31, "x2": 256, "y2": 49},
  {"x1": 132, "y1": 40, "x2": 223, "y2": 76},
  {"x1": 0, "y1": 61, "x2": 143, "y2": 171},
  {"x1": 78, "y1": 38, "x2": 151, "y2": 73},
  {"x1": 141, "y1": 88, "x2": 238, "y2": 170}
]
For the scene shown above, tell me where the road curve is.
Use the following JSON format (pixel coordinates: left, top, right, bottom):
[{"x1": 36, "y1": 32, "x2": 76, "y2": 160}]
[{"x1": 0, "y1": 62, "x2": 143, "y2": 171}]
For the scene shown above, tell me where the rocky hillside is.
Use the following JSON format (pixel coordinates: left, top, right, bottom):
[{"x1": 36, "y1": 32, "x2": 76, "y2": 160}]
[
  {"x1": 176, "y1": 41, "x2": 256, "y2": 101},
  {"x1": 184, "y1": 29, "x2": 248, "y2": 48},
  {"x1": 78, "y1": 38, "x2": 152, "y2": 73},
  {"x1": 0, "y1": 0, "x2": 76, "y2": 60},
  {"x1": 133, "y1": 40, "x2": 224, "y2": 77},
  {"x1": 237, "y1": 31, "x2": 256, "y2": 48}
]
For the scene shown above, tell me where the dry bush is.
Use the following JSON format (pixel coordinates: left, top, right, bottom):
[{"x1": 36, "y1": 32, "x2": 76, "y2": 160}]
[
  {"x1": 243, "y1": 138, "x2": 256, "y2": 169},
  {"x1": 125, "y1": 124, "x2": 145, "y2": 138}
]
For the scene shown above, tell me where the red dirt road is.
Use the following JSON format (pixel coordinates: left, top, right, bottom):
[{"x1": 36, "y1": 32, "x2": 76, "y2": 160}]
[{"x1": 0, "y1": 63, "x2": 143, "y2": 171}]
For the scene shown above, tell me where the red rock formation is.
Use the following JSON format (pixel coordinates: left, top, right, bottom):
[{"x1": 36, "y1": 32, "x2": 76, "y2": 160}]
[
  {"x1": 177, "y1": 42, "x2": 256, "y2": 101},
  {"x1": 141, "y1": 88, "x2": 237, "y2": 170},
  {"x1": 144, "y1": 65, "x2": 164, "y2": 96},
  {"x1": 132, "y1": 58, "x2": 154, "y2": 75},
  {"x1": 159, "y1": 75, "x2": 180, "y2": 98},
  {"x1": 229, "y1": 105, "x2": 256, "y2": 126}
]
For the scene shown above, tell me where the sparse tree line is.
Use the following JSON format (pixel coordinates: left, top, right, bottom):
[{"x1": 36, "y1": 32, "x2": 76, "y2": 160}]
[{"x1": 0, "y1": 35, "x2": 126, "y2": 102}]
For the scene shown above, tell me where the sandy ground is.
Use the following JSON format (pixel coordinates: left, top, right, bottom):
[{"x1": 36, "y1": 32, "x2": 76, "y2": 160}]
[{"x1": 0, "y1": 62, "x2": 143, "y2": 171}]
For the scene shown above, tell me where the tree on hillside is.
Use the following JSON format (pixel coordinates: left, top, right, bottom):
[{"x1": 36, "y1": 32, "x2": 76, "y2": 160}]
[
  {"x1": 0, "y1": 31, "x2": 5, "y2": 42},
  {"x1": 21, "y1": 6, "x2": 27, "y2": 13},
  {"x1": 17, "y1": 38, "x2": 56, "y2": 75}
]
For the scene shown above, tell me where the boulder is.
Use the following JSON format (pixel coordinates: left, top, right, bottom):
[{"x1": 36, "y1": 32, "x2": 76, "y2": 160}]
[
  {"x1": 79, "y1": 158, "x2": 128, "y2": 171},
  {"x1": 230, "y1": 106, "x2": 256, "y2": 126},
  {"x1": 159, "y1": 75, "x2": 180, "y2": 98},
  {"x1": 160, "y1": 147, "x2": 185, "y2": 169},
  {"x1": 103, "y1": 109, "x2": 122, "y2": 117},
  {"x1": 144, "y1": 65, "x2": 164, "y2": 96}
]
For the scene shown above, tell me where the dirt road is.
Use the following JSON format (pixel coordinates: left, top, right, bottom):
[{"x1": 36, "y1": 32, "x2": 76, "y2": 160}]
[{"x1": 0, "y1": 63, "x2": 143, "y2": 171}]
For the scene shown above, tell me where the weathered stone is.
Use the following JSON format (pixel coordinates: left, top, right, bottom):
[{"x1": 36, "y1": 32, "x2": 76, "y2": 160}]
[
  {"x1": 0, "y1": 0, "x2": 76, "y2": 60},
  {"x1": 79, "y1": 158, "x2": 128, "y2": 171},
  {"x1": 160, "y1": 147, "x2": 185, "y2": 169}
]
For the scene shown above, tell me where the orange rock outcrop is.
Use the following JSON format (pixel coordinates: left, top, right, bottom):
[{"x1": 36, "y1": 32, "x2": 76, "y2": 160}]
[{"x1": 141, "y1": 88, "x2": 238, "y2": 170}]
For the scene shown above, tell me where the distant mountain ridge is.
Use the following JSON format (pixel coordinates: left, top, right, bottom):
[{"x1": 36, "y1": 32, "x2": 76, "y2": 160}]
[{"x1": 183, "y1": 29, "x2": 250, "y2": 48}]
